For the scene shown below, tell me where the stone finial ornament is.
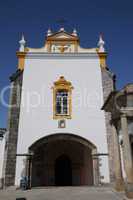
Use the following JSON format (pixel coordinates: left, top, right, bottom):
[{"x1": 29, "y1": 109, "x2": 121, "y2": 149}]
[
  {"x1": 47, "y1": 28, "x2": 52, "y2": 36},
  {"x1": 19, "y1": 34, "x2": 26, "y2": 52},
  {"x1": 59, "y1": 27, "x2": 65, "y2": 32},
  {"x1": 98, "y1": 34, "x2": 105, "y2": 53},
  {"x1": 72, "y1": 28, "x2": 77, "y2": 36}
]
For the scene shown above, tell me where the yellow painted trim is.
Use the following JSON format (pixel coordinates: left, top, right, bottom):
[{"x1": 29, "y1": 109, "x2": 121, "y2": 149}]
[
  {"x1": 46, "y1": 41, "x2": 51, "y2": 53},
  {"x1": 97, "y1": 51, "x2": 107, "y2": 69},
  {"x1": 16, "y1": 52, "x2": 27, "y2": 70},
  {"x1": 74, "y1": 41, "x2": 79, "y2": 52},
  {"x1": 47, "y1": 38, "x2": 79, "y2": 42},
  {"x1": 52, "y1": 76, "x2": 73, "y2": 120}
]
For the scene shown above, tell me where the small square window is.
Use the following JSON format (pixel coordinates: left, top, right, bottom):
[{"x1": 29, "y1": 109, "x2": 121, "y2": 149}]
[{"x1": 58, "y1": 120, "x2": 66, "y2": 128}]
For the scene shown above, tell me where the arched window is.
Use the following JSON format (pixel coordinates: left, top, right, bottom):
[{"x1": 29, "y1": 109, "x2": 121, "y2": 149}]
[{"x1": 52, "y1": 76, "x2": 73, "y2": 119}]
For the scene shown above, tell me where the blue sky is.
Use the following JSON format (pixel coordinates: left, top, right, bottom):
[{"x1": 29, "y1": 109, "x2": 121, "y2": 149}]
[{"x1": 0, "y1": 0, "x2": 133, "y2": 128}]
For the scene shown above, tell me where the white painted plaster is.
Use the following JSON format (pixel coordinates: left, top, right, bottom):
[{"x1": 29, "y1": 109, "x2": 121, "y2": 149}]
[{"x1": 15, "y1": 53, "x2": 109, "y2": 185}]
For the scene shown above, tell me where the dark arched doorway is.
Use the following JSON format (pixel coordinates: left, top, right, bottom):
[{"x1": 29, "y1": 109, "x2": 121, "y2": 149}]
[
  {"x1": 55, "y1": 155, "x2": 72, "y2": 186},
  {"x1": 29, "y1": 133, "x2": 98, "y2": 187}
]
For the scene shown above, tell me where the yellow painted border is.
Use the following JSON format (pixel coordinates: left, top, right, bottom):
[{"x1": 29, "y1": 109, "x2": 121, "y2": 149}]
[
  {"x1": 52, "y1": 76, "x2": 73, "y2": 120},
  {"x1": 97, "y1": 51, "x2": 107, "y2": 69},
  {"x1": 16, "y1": 52, "x2": 27, "y2": 70}
]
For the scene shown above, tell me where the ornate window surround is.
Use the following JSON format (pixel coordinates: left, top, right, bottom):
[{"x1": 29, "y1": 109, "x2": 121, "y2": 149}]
[{"x1": 52, "y1": 76, "x2": 73, "y2": 119}]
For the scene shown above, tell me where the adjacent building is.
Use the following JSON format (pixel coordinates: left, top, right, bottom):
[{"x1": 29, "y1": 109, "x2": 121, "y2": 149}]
[{"x1": 103, "y1": 83, "x2": 133, "y2": 198}]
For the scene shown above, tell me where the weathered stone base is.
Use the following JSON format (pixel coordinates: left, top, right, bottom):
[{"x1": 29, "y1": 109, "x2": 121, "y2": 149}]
[
  {"x1": 0, "y1": 178, "x2": 4, "y2": 189},
  {"x1": 114, "y1": 179, "x2": 125, "y2": 192},
  {"x1": 125, "y1": 183, "x2": 133, "y2": 199}
]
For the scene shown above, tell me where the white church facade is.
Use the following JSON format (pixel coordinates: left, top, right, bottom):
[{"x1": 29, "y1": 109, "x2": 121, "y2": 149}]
[{"x1": 0, "y1": 28, "x2": 116, "y2": 188}]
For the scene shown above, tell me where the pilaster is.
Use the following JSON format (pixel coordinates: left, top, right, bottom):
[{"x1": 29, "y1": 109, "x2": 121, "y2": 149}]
[
  {"x1": 2, "y1": 70, "x2": 23, "y2": 187},
  {"x1": 101, "y1": 69, "x2": 115, "y2": 183},
  {"x1": 112, "y1": 123, "x2": 124, "y2": 191}
]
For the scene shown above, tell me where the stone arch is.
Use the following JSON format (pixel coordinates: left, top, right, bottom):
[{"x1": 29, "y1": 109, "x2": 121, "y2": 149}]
[
  {"x1": 29, "y1": 133, "x2": 96, "y2": 151},
  {"x1": 28, "y1": 133, "x2": 98, "y2": 187}
]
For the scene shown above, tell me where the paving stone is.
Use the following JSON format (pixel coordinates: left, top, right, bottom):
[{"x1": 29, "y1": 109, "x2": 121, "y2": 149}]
[{"x1": 0, "y1": 187, "x2": 126, "y2": 200}]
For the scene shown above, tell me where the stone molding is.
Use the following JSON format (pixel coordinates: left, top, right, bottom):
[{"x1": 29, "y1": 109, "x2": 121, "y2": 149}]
[{"x1": 25, "y1": 52, "x2": 99, "y2": 59}]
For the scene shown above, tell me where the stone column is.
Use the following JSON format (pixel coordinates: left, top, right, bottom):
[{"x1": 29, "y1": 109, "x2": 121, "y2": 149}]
[
  {"x1": 121, "y1": 114, "x2": 133, "y2": 198},
  {"x1": 112, "y1": 123, "x2": 124, "y2": 191},
  {"x1": 92, "y1": 148, "x2": 100, "y2": 186}
]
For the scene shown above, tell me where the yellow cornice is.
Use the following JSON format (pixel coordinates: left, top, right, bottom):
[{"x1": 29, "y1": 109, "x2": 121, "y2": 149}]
[
  {"x1": 16, "y1": 51, "x2": 27, "y2": 70},
  {"x1": 97, "y1": 50, "x2": 107, "y2": 69}
]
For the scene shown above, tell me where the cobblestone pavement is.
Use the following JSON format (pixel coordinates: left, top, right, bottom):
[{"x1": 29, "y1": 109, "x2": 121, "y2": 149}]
[{"x1": 0, "y1": 186, "x2": 126, "y2": 200}]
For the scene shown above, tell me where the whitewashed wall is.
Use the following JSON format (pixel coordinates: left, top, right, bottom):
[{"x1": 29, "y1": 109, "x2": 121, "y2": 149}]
[
  {"x1": 0, "y1": 138, "x2": 5, "y2": 185},
  {"x1": 16, "y1": 53, "x2": 109, "y2": 185}
]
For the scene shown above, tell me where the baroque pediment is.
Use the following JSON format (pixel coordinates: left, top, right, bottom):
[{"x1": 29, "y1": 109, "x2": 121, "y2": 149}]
[
  {"x1": 26, "y1": 28, "x2": 98, "y2": 54},
  {"x1": 47, "y1": 31, "x2": 79, "y2": 41}
]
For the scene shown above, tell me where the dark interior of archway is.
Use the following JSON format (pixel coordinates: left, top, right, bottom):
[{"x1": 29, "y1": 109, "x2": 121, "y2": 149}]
[
  {"x1": 55, "y1": 154, "x2": 72, "y2": 186},
  {"x1": 31, "y1": 138, "x2": 94, "y2": 187}
]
